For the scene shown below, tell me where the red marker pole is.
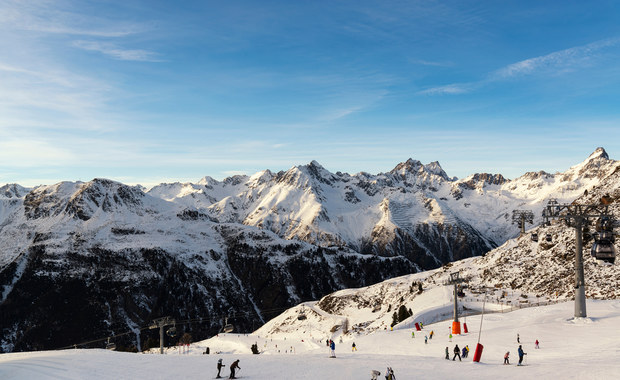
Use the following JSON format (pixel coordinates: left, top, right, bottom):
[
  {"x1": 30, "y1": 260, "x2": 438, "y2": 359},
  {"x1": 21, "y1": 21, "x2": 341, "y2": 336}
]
[{"x1": 473, "y1": 295, "x2": 486, "y2": 363}]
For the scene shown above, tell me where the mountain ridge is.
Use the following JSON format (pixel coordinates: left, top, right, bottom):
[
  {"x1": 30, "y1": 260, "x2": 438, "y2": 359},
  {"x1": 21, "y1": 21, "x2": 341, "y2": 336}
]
[{"x1": 0, "y1": 148, "x2": 617, "y2": 352}]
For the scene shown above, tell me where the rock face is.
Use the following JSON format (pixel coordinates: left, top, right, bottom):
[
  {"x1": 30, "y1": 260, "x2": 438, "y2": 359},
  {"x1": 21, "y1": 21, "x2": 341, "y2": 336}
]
[{"x1": 0, "y1": 148, "x2": 618, "y2": 352}]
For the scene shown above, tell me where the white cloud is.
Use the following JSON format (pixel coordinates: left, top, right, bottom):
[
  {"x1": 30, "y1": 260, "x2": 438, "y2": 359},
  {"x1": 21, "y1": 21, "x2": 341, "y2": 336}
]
[
  {"x1": 72, "y1": 41, "x2": 160, "y2": 62},
  {"x1": 417, "y1": 84, "x2": 470, "y2": 95},
  {"x1": 410, "y1": 59, "x2": 453, "y2": 67},
  {"x1": 0, "y1": 0, "x2": 145, "y2": 38},
  {"x1": 493, "y1": 38, "x2": 620, "y2": 79},
  {"x1": 418, "y1": 37, "x2": 620, "y2": 96}
]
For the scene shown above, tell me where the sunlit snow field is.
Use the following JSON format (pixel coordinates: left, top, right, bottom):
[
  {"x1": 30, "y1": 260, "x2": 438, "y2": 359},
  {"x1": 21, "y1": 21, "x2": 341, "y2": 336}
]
[{"x1": 2, "y1": 300, "x2": 619, "y2": 379}]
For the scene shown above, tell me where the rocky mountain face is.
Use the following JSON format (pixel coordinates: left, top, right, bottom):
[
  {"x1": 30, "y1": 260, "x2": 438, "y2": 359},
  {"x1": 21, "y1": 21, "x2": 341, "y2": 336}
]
[{"x1": 0, "y1": 148, "x2": 617, "y2": 352}]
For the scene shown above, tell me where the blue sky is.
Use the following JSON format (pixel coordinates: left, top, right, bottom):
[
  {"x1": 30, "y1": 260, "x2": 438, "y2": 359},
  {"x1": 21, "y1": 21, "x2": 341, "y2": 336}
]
[{"x1": 1, "y1": 0, "x2": 620, "y2": 187}]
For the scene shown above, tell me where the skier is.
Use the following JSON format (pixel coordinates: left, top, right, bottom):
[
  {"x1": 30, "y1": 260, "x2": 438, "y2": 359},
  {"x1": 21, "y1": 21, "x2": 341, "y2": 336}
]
[
  {"x1": 229, "y1": 359, "x2": 240, "y2": 379},
  {"x1": 517, "y1": 345, "x2": 526, "y2": 366},
  {"x1": 352, "y1": 342, "x2": 357, "y2": 352},
  {"x1": 371, "y1": 369, "x2": 381, "y2": 380},
  {"x1": 430, "y1": 330, "x2": 434, "y2": 339},
  {"x1": 216, "y1": 358, "x2": 225, "y2": 378},
  {"x1": 462, "y1": 345, "x2": 467, "y2": 359},
  {"x1": 465, "y1": 345, "x2": 470, "y2": 358},
  {"x1": 445, "y1": 346, "x2": 449, "y2": 360},
  {"x1": 424, "y1": 336, "x2": 428, "y2": 344},
  {"x1": 504, "y1": 351, "x2": 510, "y2": 365},
  {"x1": 385, "y1": 366, "x2": 395, "y2": 380},
  {"x1": 453, "y1": 344, "x2": 461, "y2": 361},
  {"x1": 449, "y1": 333, "x2": 452, "y2": 342},
  {"x1": 330, "y1": 339, "x2": 336, "y2": 358},
  {"x1": 517, "y1": 333, "x2": 520, "y2": 343},
  {"x1": 535, "y1": 339, "x2": 540, "y2": 349},
  {"x1": 411, "y1": 331, "x2": 415, "y2": 338}
]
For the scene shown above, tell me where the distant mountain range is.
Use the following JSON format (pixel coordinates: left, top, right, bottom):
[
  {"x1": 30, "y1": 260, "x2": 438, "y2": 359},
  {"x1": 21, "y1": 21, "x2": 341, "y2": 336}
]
[{"x1": 0, "y1": 147, "x2": 617, "y2": 352}]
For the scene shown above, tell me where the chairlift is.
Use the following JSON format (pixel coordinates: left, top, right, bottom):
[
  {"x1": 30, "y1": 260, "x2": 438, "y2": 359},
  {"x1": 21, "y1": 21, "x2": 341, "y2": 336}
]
[
  {"x1": 221, "y1": 317, "x2": 234, "y2": 333},
  {"x1": 297, "y1": 306, "x2": 307, "y2": 321},
  {"x1": 166, "y1": 326, "x2": 177, "y2": 337},
  {"x1": 591, "y1": 241, "x2": 616, "y2": 264},
  {"x1": 595, "y1": 216, "x2": 613, "y2": 232},
  {"x1": 583, "y1": 226, "x2": 592, "y2": 241},
  {"x1": 591, "y1": 219, "x2": 616, "y2": 264},
  {"x1": 545, "y1": 233, "x2": 552, "y2": 242},
  {"x1": 531, "y1": 233, "x2": 538, "y2": 242},
  {"x1": 105, "y1": 337, "x2": 116, "y2": 351}
]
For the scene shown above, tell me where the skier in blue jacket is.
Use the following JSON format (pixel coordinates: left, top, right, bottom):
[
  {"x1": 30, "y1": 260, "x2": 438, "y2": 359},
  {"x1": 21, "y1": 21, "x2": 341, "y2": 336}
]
[{"x1": 517, "y1": 345, "x2": 526, "y2": 365}]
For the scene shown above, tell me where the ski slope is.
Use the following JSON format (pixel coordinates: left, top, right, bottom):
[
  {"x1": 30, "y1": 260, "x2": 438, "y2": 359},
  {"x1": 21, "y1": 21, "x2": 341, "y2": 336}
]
[{"x1": 1, "y1": 300, "x2": 619, "y2": 379}]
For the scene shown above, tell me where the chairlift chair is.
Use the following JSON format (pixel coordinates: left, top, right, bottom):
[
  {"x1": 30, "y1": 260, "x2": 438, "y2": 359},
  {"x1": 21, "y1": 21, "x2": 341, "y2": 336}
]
[
  {"x1": 591, "y1": 229, "x2": 616, "y2": 264},
  {"x1": 545, "y1": 233, "x2": 552, "y2": 242},
  {"x1": 591, "y1": 242, "x2": 616, "y2": 264},
  {"x1": 221, "y1": 317, "x2": 234, "y2": 333},
  {"x1": 297, "y1": 305, "x2": 308, "y2": 320},
  {"x1": 531, "y1": 233, "x2": 538, "y2": 242},
  {"x1": 297, "y1": 310, "x2": 307, "y2": 321},
  {"x1": 106, "y1": 338, "x2": 116, "y2": 350},
  {"x1": 166, "y1": 326, "x2": 177, "y2": 337}
]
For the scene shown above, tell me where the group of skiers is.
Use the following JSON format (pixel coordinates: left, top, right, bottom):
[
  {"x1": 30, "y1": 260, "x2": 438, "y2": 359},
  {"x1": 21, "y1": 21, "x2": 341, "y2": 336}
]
[
  {"x1": 503, "y1": 334, "x2": 539, "y2": 365},
  {"x1": 216, "y1": 358, "x2": 240, "y2": 379},
  {"x1": 326, "y1": 339, "x2": 336, "y2": 357},
  {"x1": 212, "y1": 331, "x2": 540, "y2": 378},
  {"x1": 444, "y1": 344, "x2": 469, "y2": 361},
  {"x1": 371, "y1": 367, "x2": 396, "y2": 380},
  {"x1": 504, "y1": 345, "x2": 527, "y2": 365}
]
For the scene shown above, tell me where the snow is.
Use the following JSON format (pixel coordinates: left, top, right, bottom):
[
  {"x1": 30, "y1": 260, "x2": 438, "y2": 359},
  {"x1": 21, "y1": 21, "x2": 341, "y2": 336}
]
[{"x1": 1, "y1": 300, "x2": 619, "y2": 379}]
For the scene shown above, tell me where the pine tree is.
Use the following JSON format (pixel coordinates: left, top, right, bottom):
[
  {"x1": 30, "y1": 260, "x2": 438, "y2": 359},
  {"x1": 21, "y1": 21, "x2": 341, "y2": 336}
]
[{"x1": 397, "y1": 305, "x2": 410, "y2": 323}]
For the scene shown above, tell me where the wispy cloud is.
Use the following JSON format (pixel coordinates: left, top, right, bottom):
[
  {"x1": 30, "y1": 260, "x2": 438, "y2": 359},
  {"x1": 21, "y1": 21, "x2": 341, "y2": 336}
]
[
  {"x1": 417, "y1": 84, "x2": 472, "y2": 95},
  {"x1": 492, "y1": 38, "x2": 620, "y2": 79},
  {"x1": 72, "y1": 40, "x2": 160, "y2": 62},
  {"x1": 419, "y1": 37, "x2": 620, "y2": 96},
  {"x1": 0, "y1": 0, "x2": 145, "y2": 38},
  {"x1": 410, "y1": 59, "x2": 453, "y2": 67}
]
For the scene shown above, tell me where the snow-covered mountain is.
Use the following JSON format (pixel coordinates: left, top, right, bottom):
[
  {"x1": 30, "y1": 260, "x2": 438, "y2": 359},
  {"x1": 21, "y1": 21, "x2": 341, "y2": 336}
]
[
  {"x1": 253, "y1": 164, "x2": 620, "y2": 339},
  {"x1": 0, "y1": 148, "x2": 617, "y2": 353},
  {"x1": 148, "y1": 147, "x2": 617, "y2": 265}
]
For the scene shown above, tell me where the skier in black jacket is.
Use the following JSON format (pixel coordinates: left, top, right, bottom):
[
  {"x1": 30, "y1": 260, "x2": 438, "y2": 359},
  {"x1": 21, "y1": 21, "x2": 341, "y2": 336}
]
[
  {"x1": 229, "y1": 359, "x2": 240, "y2": 379},
  {"x1": 453, "y1": 344, "x2": 461, "y2": 361},
  {"x1": 216, "y1": 358, "x2": 225, "y2": 378}
]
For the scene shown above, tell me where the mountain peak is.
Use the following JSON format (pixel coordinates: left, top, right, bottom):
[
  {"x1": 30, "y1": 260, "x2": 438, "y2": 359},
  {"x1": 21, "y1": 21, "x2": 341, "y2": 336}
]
[
  {"x1": 563, "y1": 147, "x2": 616, "y2": 181},
  {"x1": 390, "y1": 158, "x2": 451, "y2": 181},
  {"x1": 391, "y1": 158, "x2": 422, "y2": 173},
  {"x1": 588, "y1": 147, "x2": 609, "y2": 160},
  {"x1": 308, "y1": 160, "x2": 324, "y2": 169}
]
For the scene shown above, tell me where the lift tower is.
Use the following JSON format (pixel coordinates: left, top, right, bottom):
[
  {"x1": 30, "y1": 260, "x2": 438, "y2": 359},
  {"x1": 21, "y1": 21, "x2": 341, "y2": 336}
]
[
  {"x1": 512, "y1": 210, "x2": 534, "y2": 235},
  {"x1": 446, "y1": 271, "x2": 464, "y2": 334},
  {"x1": 542, "y1": 200, "x2": 613, "y2": 318},
  {"x1": 150, "y1": 316, "x2": 176, "y2": 354}
]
